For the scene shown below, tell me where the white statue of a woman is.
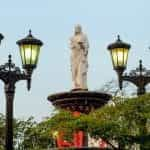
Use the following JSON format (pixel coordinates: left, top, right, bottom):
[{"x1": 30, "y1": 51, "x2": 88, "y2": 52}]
[{"x1": 70, "y1": 25, "x2": 89, "y2": 90}]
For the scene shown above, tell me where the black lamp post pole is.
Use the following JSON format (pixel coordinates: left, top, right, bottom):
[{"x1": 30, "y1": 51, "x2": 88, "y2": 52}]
[
  {"x1": 0, "y1": 55, "x2": 31, "y2": 150},
  {"x1": 5, "y1": 82, "x2": 15, "y2": 150}
]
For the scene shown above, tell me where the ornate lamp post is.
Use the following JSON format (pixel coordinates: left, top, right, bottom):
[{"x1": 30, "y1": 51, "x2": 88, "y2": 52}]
[
  {"x1": 107, "y1": 35, "x2": 150, "y2": 95},
  {"x1": 0, "y1": 30, "x2": 43, "y2": 150}
]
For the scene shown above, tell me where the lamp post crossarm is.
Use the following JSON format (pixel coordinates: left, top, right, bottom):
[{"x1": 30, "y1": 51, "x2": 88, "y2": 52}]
[
  {"x1": 123, "y1": 59, "x2": 150, "y2": 87},
  {"x1": 121, "y1": 60, "x2": 150, "y2": 95},
  {"x1": 0, "y1": 55, "x2": 31, "y2": 89},
  {"x1": 122, "y1": 74, "x2": 150, "y2": 87}
]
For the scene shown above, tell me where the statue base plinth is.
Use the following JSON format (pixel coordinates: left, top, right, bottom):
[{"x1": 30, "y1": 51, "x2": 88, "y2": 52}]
[
  {"x1": 47, "y1": 90, "x2": 111, "y2": 114},
  {"x1": 71, "y1": 88, "x2": 88, "y2": 91}
]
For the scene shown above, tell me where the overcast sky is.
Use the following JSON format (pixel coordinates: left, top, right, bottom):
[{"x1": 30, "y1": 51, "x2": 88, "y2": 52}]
[{"x1": 0, "y1": 0, "x2": 150, "y2": 120}]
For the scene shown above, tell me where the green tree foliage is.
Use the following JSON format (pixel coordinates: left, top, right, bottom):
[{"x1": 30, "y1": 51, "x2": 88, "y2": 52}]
[
  {"x1": 0, "y1": 115, "x2": 53, "y2": 150},
  {"x1": 21, "y1": 117, "x2": 53, "y2": 149},
  {"x1": 48, "y1": 94, "x2": 150, "y2": 149},
  {"x1": 88, "y1": 94, "x2": 150, "y2": 149},
  {"x1": 0, "y1": 113, "x2": 5, "y2": 150},
  {"x1": 0, "y1": 94, "x2": 149, "y2": 149}
]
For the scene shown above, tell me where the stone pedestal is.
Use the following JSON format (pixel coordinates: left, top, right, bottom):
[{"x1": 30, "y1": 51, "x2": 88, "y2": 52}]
[
  {"x1": 48, "y1": 90, "x2": 111, "y2": 114},
  {"x1": 47, "y1": 90, "x2": 111, "y2": 149}
]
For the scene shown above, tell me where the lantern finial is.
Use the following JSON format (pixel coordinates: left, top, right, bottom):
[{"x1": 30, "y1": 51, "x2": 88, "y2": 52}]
[
  {"x1": 8, "y1": 54, "x2": 12, "y2": 63},
  {"x1": 117, "y1": 35, "x2": 121, "y2": 41},
  {"x1": 139, "y1": 59, "x2": 143, "y2": 72},
  {"x1": 29, "y1": 30, "x2": 32, "y2": 37}
]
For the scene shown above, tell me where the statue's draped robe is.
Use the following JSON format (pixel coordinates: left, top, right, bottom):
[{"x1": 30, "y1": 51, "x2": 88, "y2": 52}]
[{"x1": 70, "y1": 33, "x2": 89, "y2": 89}]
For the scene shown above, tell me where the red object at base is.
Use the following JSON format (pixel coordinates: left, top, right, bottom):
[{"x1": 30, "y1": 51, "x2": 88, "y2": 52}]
[
  {"x1": 56, "y1": 112, "x2": 84, "y2": 148},
  {"x1": 73, "y1": 111, "x2": 81, "y2": 117},
  {"x1": 56, "y1": 130, "x2": 84, "y2": 148},
  {"x1": 73, "y1": 131, "x2": 84, "y2": 147},
  {"x1": 56, "y1": 132, "x2": 73, "y2": 148}
]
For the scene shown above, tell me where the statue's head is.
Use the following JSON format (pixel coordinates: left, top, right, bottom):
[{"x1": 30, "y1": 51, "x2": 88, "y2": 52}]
[{"x1": 75, "y1": 24, "x2": 82, "y2": 34}]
